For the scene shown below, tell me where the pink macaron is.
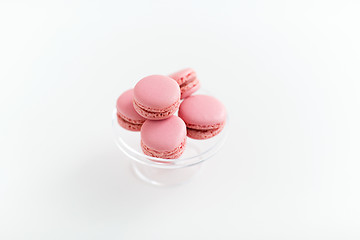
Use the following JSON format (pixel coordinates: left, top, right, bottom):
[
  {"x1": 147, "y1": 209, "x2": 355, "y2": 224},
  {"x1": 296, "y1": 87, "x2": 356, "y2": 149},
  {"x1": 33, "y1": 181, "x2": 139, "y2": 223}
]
[
  {"x1": 178, "y1": 95, "x2": 226, "y2": 140},
  {"x1": 116, "y1": 89, "x2": 146, "y2": 131},
  {"x1": 169, "y1": 68, "x2": 200, "y2": 99},
  {"x1": 141, "y1": 115, "x2": 187, "y2": 159},
  {"x1": 133, "y1": 75, "x2": 181, "y2": 120}
]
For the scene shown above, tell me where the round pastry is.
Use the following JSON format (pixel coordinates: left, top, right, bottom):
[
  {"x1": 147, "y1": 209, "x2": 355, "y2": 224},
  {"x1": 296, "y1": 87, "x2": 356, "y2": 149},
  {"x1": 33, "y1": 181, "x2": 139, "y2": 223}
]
[
  {"x1": 169, "y1": 68, "x2": 200, "y2": 99},
  {"x1": 140, "y1": 115, "x2": 187, "y2": 159},
  {"x1": 133, "y1": 75, "x2": 181, "y2": 120},
  {"x1": 178, "y1": 95, "x2": 226, "y2": 139}
]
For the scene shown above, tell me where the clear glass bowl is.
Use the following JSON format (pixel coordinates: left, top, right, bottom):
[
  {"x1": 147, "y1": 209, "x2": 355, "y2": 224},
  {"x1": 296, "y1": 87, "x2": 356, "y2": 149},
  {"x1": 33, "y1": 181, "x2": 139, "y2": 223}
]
[{"x1": 112, "y1": 103, "x2": 229, "y2": 186}]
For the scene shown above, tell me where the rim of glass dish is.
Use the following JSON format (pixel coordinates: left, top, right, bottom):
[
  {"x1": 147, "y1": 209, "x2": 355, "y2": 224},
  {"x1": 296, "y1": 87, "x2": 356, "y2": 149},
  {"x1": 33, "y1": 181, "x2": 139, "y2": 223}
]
[{"x1": 112, "y1": 109, "x2": 229, "y2": 169}]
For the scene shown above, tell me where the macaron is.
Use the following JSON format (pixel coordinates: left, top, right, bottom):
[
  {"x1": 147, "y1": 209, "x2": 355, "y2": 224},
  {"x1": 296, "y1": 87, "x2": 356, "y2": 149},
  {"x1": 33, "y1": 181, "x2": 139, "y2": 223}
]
[
  {"x1": 178, "y1": 95, "x2": 226, "y2": 139},
  {"x1": 116, "y1": 89, "x2": 146, "y2": 131},
  {"x1": 141, "y1": 115, "x2": 187, "y2": 159},
  {"x1": 133, "y1": 75, "x2": 181, "y2": 120},
  {"x1": 169, "y1": 68, "x2": 200, "y2": 99}
]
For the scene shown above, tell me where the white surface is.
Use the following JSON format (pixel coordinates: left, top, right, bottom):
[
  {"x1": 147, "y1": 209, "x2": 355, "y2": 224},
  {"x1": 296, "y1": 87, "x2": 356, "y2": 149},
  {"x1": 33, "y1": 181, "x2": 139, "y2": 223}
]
[{"x1": 1, "y1": 0, "x2": 360, "y2": 239}]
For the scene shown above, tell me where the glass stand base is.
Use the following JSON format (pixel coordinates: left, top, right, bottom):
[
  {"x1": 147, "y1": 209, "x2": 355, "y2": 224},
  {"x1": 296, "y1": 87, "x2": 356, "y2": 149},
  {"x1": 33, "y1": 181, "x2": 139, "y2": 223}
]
[{"x1": 132, "y1": 162, "x2": 202, "y2": 186}]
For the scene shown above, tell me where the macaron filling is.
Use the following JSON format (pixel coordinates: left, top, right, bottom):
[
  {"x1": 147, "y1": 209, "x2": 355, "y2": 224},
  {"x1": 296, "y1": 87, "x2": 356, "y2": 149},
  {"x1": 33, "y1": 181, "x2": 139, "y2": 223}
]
[
  {"x1": 133, "y1": 99, "x2": 180, "y2": 120},
  {"x1": 185, "y1": 122, "x2": 225, "y2": 130}
]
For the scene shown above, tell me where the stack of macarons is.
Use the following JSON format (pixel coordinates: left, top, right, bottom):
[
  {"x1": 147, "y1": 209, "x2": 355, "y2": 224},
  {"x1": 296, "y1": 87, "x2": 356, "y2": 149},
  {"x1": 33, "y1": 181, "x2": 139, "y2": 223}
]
[{"x1": 116, "y1": 68, "x2": 226, "y2": 159}]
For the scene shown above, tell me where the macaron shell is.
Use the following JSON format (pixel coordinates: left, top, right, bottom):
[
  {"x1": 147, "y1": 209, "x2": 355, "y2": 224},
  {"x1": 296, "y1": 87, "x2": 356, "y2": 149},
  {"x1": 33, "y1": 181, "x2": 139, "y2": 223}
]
[
  {"x1": 141, "y1": 115, "x2": 187, "y2": 151},
  {"x1": 116, "y1": 89, "x2": 146, "y2": 123},
  {"x1": 133, "y1": 99, "x2": 180, "y2": 120},
  {"x1": 134, "y1": 75, "x2": 180, "y2": 110},
  {"x1": 187, "y1": 125, "x2": 225, "y2": 140},
  {"x1": 178, "y1": 95, "x2": 226, "y2": 128},
  {"x1": 181, "y1": 78, "x2": 200, "y2": 99},
  {"x1": 169, "y1": 68, "x2": 200, "y2": 99},
  {"x1": 117, "y1": 114, "x2": 142, "y2": 131},
  {"x1": 169, "y1": 68, "x2": 196, "y2": 85},
  {"x1": 141, "y1": 137, "x2": 186, "y2": 159}
]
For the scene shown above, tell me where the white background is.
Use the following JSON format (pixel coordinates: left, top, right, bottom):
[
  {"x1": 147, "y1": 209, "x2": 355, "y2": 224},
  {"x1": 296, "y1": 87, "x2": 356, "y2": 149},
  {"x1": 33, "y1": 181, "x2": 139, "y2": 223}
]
[{"x1": 1, "y1": 0, "x2": 360, "y2": 239}]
